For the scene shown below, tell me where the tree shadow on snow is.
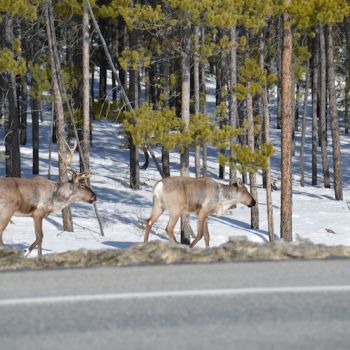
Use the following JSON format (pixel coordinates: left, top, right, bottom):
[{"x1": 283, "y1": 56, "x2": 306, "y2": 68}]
[
  {"x1": 209, "y1": 216, "x2": 274, "y2": 242},
  {"x1": 102, "y1": 241, "x2": 134, "y2": 249}
]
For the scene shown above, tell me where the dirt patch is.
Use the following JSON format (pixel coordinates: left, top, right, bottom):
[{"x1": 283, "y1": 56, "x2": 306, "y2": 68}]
[{"x1": 1, "y1": 237, "x2": 350, "y2": 271}]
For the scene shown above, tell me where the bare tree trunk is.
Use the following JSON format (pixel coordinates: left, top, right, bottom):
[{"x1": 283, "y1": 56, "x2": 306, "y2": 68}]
[
  {"x1": 229, "y1": 27, "x2": 238, "y2": 183},
  {"x1": 312, "y1": 38, "x2": 318, "y2": 186},
  {"x1": 194, "y1": 26, "x2": 201, "y2": 178},
  {"x1": 128, "y1": 27, "x2": 140, "y2": 190},
  {"x1": 31, "y1": 92, "x2": 40, "y2": 175},
  {"x1": 319, "y1": 24, "x2": 331, "y2": 188},
  {"x1": 82, "y1": 2, "x2": 90, "y2": 173},
  {"x1": 280, "y1": 2, "x2": 293, "y2": 242},
  {"x1": 45, "y1": 0, "x2": 73, "y2": 231},
  {"x1": 300, "y1": 62, "x2": 310, "y2": 187},
  {"x1": 3, "y1": 15, "x2": 21, "y2": 177},
  {"x1": 160, "y1": 57, "x2": 170, "y2": 177},
  {"x1": 276, "y1": 16, "x2": 283, "y2": 130},
  {"x1": 260, "y1": 31, "x2": 274, "y2": 241},
  {"x1": 19, "y1": 75, "x2": 27, "y2": 146},
  {"x1": 326, "y1": 25, "x2": 343, "y2": 200},
  {"x1": 200, "y1": 27, "x2": 207, "y2": 176},
  {"x1": 247, "y1": 84, "x2": 259, "y2": 230},
  {"x1": 217, "y1": 40, "x2": 226, "y2": 180},
  {"x1": 180, "y1": 21, "x2": 192, "y2": 245},
  {"x1": 345, "y1": 18, "x2": 350, "y2": 135},
  {"x1": 345, "y1": 75, "x2": 350, "y2": 135}
]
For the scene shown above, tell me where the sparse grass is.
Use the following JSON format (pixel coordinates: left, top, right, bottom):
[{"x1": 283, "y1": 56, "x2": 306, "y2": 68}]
[{"x1": 1, "y1": 238, "x2": 350, "y2": 272}]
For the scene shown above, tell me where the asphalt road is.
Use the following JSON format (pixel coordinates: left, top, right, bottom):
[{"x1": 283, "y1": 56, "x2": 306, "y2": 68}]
[{"x1": 1, "y1": 259, "x2": 350, "y2": 350}]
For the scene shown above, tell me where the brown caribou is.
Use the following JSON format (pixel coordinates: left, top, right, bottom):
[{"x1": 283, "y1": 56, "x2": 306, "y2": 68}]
[
  {"x1": 144, "y1": 176, "x2": 256, "y2": 248},
  {"x1": 0, "y1": 172, "x2": 96, "y2": 256}
]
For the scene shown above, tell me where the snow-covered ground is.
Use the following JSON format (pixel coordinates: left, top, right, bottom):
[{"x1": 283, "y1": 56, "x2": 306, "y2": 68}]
[{"x1": 2, "y1": 85, "x2": 350, "y2": 256}]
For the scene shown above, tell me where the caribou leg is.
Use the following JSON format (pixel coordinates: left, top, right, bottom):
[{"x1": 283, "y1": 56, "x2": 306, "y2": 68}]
[{"x1": 0, "y1": 210, "x2": 14, "y2": 245}]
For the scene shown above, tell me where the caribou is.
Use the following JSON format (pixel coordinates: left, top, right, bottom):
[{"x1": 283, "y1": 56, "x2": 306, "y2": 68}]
[
  {"x1": 144, "y1": 176, "x2": 256, "y2": 248},
  {"x1": 0, "y1": 172, "x2": 96, "y2": 256}
]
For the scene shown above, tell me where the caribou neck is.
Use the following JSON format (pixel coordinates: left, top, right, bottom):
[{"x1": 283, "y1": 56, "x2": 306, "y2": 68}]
[{"x1": 51, "y1": 182, "x2": 75, "y2": 212}]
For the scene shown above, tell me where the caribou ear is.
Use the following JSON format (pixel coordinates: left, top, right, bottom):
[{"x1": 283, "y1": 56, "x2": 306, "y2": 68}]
[
  {"x1": 232, "y1": 178, "x2": 243, "y2": 187},
  {"x1": 72, "y1": 171, "x2": 90, "y2": 183},
  {"x1": 72, "y1": 172, "x2": 80, "y2": 183}
]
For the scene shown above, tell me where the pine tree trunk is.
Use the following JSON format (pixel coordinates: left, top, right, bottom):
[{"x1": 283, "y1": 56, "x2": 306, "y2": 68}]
[
  {"x1": 117, "y1": 18, "x2": 127, "y2": 90},
  {"x1": 217, "y1": 41, "x2": 226, "y2": 180},
  {"x1": 229, "y1": 27, "x2": 238, "y2": 183},
  {"x1": 19, "y1": 74, "x2": 27, "y2": 146},
  {"x1": 345, "y1": 75, "x2": 350, "y2": 135},
  {"x1": 31, "y1": 92, "x2": 40, "y2": 175},
  {"x1": 312, "y1": 38, "x2": 318, "y2": 186},
  {"x1": 180, "y1": 21, "x2": 192, "y2": 245},
  {"x1": 247, "y1": 84, "x2": 259, "y2": 230},
  {"x1": 345, "y1": 18, "x2": 350, "y2": 135},
  {"x1": 260, "y1": 31, "x2": 274, "y2": 240},
  {"x1": 3, "y1": 15, "x2": 21, "y2": 177},
  {"x1": 45, "y1": 0, "x2": 73, "y2": 231},
  {"x1": 99, "y1": 24, "x2": 107, "y2": 103},
  {"x1": 194, "y1": 26, "x2": 201, "y2": 178},
  {"x1": 319, "y1": 24, "x2": 331, "y2": 188},
  {"x1": 128, "y1": 28, "x2": 140, "y2": 190},
  {"x1": 326, "y1": 25, "x2": 343, "y2": 200},
  {"x1": 82, "y1": 2, "x2": 90, "y2": 173},
  {"x1": 300, "y1": 62, "x2": 309, "y2": 187},
  {"x1": 280, "y1": 3, "x2": 293, "y2": 242},
  {"x1": 276, "y1": 16, "x2": 283, "y2": 130},
  {"x1": 160, "y1": 58, "x2": 170, "y2": 176},
  {"x1": 200, "y1": 27, "x2": 208, "y2": 176}
]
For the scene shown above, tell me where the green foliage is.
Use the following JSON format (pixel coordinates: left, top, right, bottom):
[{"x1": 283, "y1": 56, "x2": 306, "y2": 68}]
[
  {"x1": 289, "y1": 0, "x2": 350, "y2": 29},
  {"x1": 29, "y1": 63, "x2": 50, "y2": 100},
  {"x1": 123, "y1": 104, "x2": 185, "y2": 150},
  {"x1": 237, "y1": 58, "x2": 266, "y2": 99},
  {"x1": 226, "y1": 142, "x2": 275, "y2": 174},
  {"x1": 0, "y1": 0, "x2": 38, "y2": 20},
  {"x1": 0, "y1": 48, "x2": 26, "y2": 75},
  {"x1": 118, "y1": 47, "x2": 152, "y2": 71}
]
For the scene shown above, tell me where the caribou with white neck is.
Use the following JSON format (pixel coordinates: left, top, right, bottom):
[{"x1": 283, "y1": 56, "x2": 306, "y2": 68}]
[{"x1": 144, "y1": 176, "x2": 256, "y2": 248}]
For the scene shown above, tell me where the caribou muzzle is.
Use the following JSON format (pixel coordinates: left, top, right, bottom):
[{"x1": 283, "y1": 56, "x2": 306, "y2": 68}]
[
  {"x1": 89, "y1": 193, "x2": 97, "y2": 203},
  {"x1": 248, "y1": 198, "x2": 256, "y2": 208}
]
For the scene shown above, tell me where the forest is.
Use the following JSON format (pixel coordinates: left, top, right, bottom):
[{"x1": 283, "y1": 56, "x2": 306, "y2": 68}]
[{"x1": 1, "y1": 0, "x2": 350, "y2": 249}]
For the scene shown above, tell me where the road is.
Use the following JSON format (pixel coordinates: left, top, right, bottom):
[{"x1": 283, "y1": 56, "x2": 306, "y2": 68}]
[{"x1": 1, "y1": 259, "x2": 350, "y2": 350}]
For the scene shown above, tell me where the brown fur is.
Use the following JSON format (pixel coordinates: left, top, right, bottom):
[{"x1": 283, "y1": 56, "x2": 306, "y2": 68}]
[
  {"x1": 144, "y1": 176, "x2": 255, "y2": 247},
  {"x1": 0, "y1": 172, "x2": 96, "y2": 256}
]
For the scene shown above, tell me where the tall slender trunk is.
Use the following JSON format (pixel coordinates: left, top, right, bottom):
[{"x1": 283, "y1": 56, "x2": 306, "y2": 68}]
[
  {"x1": 345, "y1": 18, "x2": 350, "y2": 134},
  {"x1": 300, "y1": 62, "x2": 310, "y2": 187},
  {"x1": 200, "y1": 27, "x2": 208, "y2": 176},
  {"x1": 280, "y1": 2, "x2": 293, "y2": 241},
  {"x1": 3, "y1": 15, "x2": 21, "y2": 177},
  {"x1": 276, "y1": 16, "x2": 283, "y2": 130},
  {"x1": 99, "y1": 20, "x2": 107, "y2": 103},
  {"x1": 160, "y1": 57, "x2": 170, "y2": 177},
  {"x1": 194, "y1": 26, "x2": 201, "y2": 177},
  {"x1": 45, "y1": 0, "x2": 73, "y2": 231},
  {"x1": 19, "y1": 75, "x2": 27, "y2": 146},
  {"x1": 260, "y1": 31, "x2": 274, "y2": 240},
  {"x1": 326, "y1": 25, "x2": 343, "y2": 200},
  {"x1": 180, "y1": 21, "x2": 192, "y2": 245},
  {"x1": 31, "y1": 92, "x2": 40, "y2": 175},
  {"x1": 246, "y1": 84, "x2": 259, "y2": 230},
  {"x1": 229, "y1": 27, "x2": 238, "y2": 183},
  {"x1": 128, "y1": 28, "x2": 140, "y2": 190},
  {"x1": 319, "y1": 24, "x2": 331, "y2": 188},
  {"x1": 82, "y1": 2, "x2": 90, "y2": 173},
  {"x1": 312, "y1": 37, "x2": 318, "y2": 186}
]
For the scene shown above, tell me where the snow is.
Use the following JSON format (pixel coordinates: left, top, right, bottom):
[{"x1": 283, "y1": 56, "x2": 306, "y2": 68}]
[{"x1": 2, "y1": 88, "x2": 350, "y2": 257}]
